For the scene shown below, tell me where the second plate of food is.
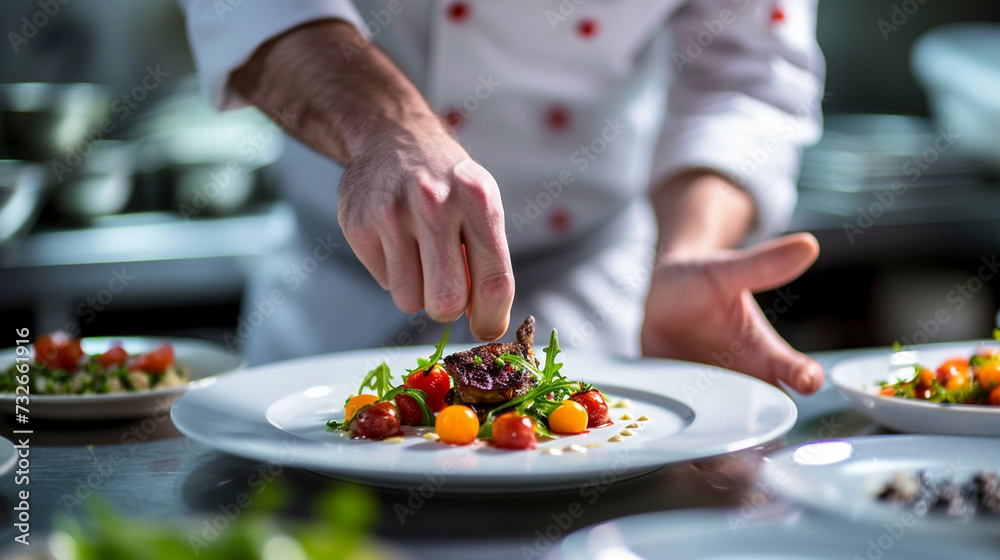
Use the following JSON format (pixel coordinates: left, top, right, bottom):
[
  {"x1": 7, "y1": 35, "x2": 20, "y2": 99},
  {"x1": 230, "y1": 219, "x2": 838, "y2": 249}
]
[
  {"x1": 172, "y1": 339, "x2": 798, "y2": 493},
  {"x1": 831, "y1": 340, "x2": 1000, "y2": 435},
  {"x1": 0, "y1": 336, "x2": 244, "y2": 420}
]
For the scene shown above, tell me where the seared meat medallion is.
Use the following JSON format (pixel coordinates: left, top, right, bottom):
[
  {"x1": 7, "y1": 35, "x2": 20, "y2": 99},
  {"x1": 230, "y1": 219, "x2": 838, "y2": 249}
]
[{"x1": 442, "y1": 316, "x2": 538, "y2": 417}]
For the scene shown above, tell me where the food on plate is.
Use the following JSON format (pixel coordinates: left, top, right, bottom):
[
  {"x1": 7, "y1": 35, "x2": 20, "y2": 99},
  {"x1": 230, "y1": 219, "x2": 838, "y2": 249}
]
[
  {"x1": 1, "y1": 332, "x2": 189, "y2": 395},
  {"x1": 401, "y1": 363, "x2": 451, "y2": 412},
  {"x1": 877, "y1": 470, "x2": 1000, "y2": 518},
  {"x1": 571, "y1": 388, "x2": 613, "y2": 428},
  {"x1": 548, "y1": 400, "x2": 589, "y2": 434},
  {"x1": 349, "y1": 401, "x2": 403, "y2": 440},
  {"x1": 435, "y1": 405, "x2": 480, "y2": 445},
  {"x1": 326, "y1": 316, "x2": 615, "y2": 450},
  {"x1": 443, "y1": 315, "x2": 537, "y2": 420},
  {"x1": 491, "y1": 411, "x2": 536, "y2": 450},
  {"x1": 878, "y1": 342, "x2": 1000, "y2": 406}
]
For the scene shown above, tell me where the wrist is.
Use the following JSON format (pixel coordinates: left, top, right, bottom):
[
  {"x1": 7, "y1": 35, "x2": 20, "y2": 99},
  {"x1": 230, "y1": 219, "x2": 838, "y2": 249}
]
[
  {"x1": 652, "y1": 170, "x2": 754, "y2": 259},
  {"x1": 346, "y1": 112, "x2": 452, "y2": 162}
]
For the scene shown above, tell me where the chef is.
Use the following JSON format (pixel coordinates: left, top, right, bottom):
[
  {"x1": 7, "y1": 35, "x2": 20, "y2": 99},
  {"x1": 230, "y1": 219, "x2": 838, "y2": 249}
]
[{"x1": 176, "y1": 0, "x2": 827, "y2": 394}]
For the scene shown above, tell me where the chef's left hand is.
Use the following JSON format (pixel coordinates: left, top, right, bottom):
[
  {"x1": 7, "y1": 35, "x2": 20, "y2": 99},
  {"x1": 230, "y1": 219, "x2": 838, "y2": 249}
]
[{"x1": 640, "y1": 173, "x2": 824, "y2": 394}]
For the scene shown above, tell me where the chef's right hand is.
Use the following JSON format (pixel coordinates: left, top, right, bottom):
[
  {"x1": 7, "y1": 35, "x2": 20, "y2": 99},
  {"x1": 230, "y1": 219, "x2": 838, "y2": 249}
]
[
  {"x1": 337, "y1": 119, "x2": 515, "y2": 341},
  {"x1": 228, "y1": 19, "x2": 513, "y2": 340}
]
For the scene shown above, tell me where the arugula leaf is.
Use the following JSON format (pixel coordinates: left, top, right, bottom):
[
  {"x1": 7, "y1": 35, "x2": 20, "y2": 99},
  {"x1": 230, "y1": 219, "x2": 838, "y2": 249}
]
[
  {"x1": 355, "y1": 362, "x2": 394, "y2": 399},
  {"x1": 409, "y1": 324, "x2": 451, "y2": 374},
  {"x1": 541, "y1": 329, "x2": 563, "y2": 383}
]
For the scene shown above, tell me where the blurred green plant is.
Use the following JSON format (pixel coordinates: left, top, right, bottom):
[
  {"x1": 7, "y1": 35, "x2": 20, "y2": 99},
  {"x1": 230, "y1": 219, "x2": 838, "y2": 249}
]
[{"x1": 49, "y1": 482, "x2": 383, "y2": 560}]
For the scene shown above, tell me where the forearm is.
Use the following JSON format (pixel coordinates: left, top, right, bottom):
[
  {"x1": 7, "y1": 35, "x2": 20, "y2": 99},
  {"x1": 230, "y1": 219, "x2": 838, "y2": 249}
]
[
  {"x1": 651, "y1": 170, "x2": 755, "y2": 258},
  {"x1": 230, "y1": 19, "x2": 443, "y2": 165}
]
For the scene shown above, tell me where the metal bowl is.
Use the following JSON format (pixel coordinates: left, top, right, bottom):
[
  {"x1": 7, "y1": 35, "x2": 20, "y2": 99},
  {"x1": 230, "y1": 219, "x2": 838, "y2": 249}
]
[
  {"x1": 0, "y1": 160, "x2": 47, "y2": 248},
  {"x1": 0, "y1": 83, "x2": 111, "y2": 160},
  {"x1": 51, "y1": 140, "x2": 134, "y2": 222}
]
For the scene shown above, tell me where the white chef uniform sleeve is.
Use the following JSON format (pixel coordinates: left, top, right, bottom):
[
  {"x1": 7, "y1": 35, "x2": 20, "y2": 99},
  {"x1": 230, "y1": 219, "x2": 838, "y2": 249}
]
[
  {"x1": 175, "y1": 0, "x2": 369, "y2": 110},
  {"x1": 651, "y1": 0, "x2": 825, "y2": 241}
]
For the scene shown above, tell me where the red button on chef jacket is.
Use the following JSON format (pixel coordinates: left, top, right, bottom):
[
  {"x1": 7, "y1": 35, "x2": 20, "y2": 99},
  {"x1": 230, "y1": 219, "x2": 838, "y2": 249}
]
[
  {"x1": 444, "y1": 107, "x2": 464, "y2": 129},
  {"x1": 770, "y1": 5, "x2": 786, "y2": 24},
  {"x1": 548, "y1": 208, "x2": 573, "y2": 235},
  {"x1": 577, "y1": 18, "x2": 599, "y2": 39},
  {"x1": 447, "y1": 2, "x2": 470, "y2": 23},
  {"x1": 545, "y1": 105, "x2": 571, "y2": 132}
]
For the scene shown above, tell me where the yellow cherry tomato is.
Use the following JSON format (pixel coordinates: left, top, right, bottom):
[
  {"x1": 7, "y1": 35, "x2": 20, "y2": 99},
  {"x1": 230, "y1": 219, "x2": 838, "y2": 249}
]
[
  {"x1": 945, "y1": 371, "x2": 970, "y2": 391},
  {"x1": 548, "y1": 400, "x2": 588, "y2": 434},
  {"x1": 976, "y1": 360, "x2": 1000, "y2": 391},
  {"x1": 436, "y1": 405, "x2": 480, "y2": 445},
  {"x1": 345, "y1": 394, "x2": 379, "y2": 420}
]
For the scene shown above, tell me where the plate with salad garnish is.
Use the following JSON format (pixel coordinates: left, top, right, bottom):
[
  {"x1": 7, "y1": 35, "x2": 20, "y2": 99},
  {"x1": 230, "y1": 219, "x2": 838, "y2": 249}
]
[
  {"x1": 172, "y1": 316, "x2": 798, "y2": 492},
  {"x1": 831, "y1": 337, "x2": 1000, "y2": 435},
  {"x1": 0, "y1": 333, "x2": 243, "y2": 420}
]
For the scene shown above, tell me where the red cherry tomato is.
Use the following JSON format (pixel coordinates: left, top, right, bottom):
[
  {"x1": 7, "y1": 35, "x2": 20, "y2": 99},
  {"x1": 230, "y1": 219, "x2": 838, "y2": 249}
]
[
  {"x1": 570, "y1": 389, "x2": 612, "y2": 428},
  {"x1": 98, "y1": 345, "x2": 129, "y2": 368},
  {"x1": 35, "y1": 332, "x2": 85, "y2": 371},
  {"x1": 58, "y1": 337, "x2": 85, "y2": 371},
  {"x1": 405, "y1": 364, "x2": 451, "y2": 412},
  {"x1": 394, "y1": 393, "x2": 425, "y2": 426},
  {"x1": 492, "y1": 412, "x2": 536, "y2": 450},
  {"x1": 129, "y1": 344, "x2": 175, "y2": 373},
  {"x1": 349, "y1": 401, "x2": 402, "y2": 440},
  {"x1": 34, "y1": 333, "x2": 62, "y2": 368}
]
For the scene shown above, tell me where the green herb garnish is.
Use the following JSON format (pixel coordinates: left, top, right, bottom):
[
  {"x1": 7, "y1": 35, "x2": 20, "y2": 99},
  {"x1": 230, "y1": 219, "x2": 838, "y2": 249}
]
[
  {"x1": 408, "y1": 324, "x2": 450, "y2": 375},
  {"x1": 354, "y1": 362, "x2": 394, "y2": 399}
]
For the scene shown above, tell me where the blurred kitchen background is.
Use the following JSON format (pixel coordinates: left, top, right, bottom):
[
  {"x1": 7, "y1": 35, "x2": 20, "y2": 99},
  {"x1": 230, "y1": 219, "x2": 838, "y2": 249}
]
[{"x1": 0, "y1": 0, "x2": 998, "y2": 353}]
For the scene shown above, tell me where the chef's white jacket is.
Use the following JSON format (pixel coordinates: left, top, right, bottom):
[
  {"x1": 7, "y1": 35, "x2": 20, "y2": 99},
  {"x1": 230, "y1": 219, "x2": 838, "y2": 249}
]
[{"x1": 177, "y1": 0, "x2": 824, "y2": 364}]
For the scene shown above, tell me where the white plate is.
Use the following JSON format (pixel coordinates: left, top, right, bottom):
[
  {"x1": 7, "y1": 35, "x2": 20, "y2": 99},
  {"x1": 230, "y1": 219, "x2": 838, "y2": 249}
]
[
  {"x1": 0, "y1": 436, "x2": 16, "y2": 476},
  {"x1": 0, "y1": 337, "x2": 244, "y2": 420},
  {"x1": 171, "y1": 347, "x2": 797, "y2": 493},
  {"x1": 762, "y1": 435, "x2": 1000, "y2": 535},
  {"x1": 831, "y1": 341, "x2": 1000, "y2": 435},
  {"x1": 547, "y1": 508, "x2": 1000, "y2": 560}
]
